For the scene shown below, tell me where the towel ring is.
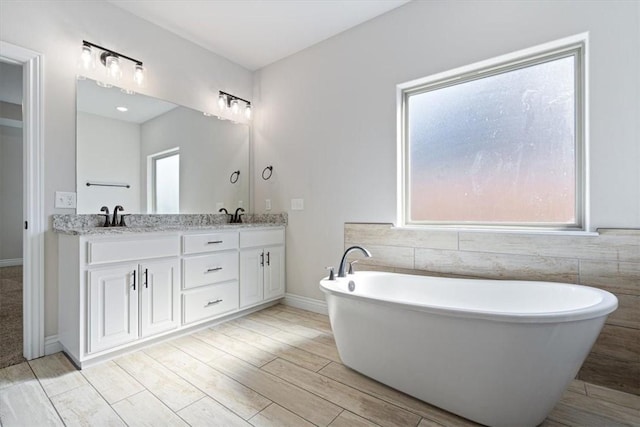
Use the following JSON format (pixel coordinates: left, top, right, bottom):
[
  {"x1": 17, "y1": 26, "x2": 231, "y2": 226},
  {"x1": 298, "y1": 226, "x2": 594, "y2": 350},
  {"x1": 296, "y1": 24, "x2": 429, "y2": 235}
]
[
  {"x1": 230, "y1": 170, "x2": 240, "y2": 184},
  {"x1": 262, "y1": 165, "x2": 273, "y2": 180}
]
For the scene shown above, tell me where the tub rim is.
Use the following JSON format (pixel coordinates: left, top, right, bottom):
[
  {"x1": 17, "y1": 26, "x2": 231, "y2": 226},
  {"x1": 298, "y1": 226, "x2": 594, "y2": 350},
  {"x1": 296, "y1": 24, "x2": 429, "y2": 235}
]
[{"x1": 319, "y1": 271, "x2": 618, "y2": 324}]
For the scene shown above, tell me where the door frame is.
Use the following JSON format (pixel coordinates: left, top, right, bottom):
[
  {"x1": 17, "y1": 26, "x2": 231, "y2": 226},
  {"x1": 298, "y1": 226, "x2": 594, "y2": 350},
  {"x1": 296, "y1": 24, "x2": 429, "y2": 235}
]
[{"x1": 0, "y1": 41, "x2": 45, "y2": 360}]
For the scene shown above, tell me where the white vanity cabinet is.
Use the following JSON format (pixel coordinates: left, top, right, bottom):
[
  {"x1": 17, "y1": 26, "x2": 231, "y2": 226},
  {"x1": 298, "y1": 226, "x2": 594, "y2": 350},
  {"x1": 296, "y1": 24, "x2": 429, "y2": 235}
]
[
  {"x1": 87, "y1": 263, "x2": 139, "y2": 353},
  {"x1": 87, "y1": 258, "x2": 179, "y2": 353},
  {"x1": 58, "y1": 226, "x2": 285, "y2": 367},
  {"x1": 59, "y1": 233, "x2": 181, "y2": 364},
  {"x1": 239, "y1": 229, "x2": 285, "y2": 308}
]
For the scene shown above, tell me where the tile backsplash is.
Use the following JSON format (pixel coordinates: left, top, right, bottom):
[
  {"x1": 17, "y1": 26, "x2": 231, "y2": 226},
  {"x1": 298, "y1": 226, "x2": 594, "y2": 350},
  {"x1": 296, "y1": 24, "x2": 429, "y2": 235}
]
[{"x1": 345, "y1": 223, "x2": 640, "y2": 395}]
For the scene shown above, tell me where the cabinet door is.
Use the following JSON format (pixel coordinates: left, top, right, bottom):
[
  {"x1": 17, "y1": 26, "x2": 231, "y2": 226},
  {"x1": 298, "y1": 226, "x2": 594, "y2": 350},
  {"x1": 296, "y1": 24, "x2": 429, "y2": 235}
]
[
  {"x1": 264, "y1": 246, "x2": 285, "y2": 300},
  {"x1": 88, "y1": 264, "x2": 139, "y2": 353},
  {"x1": 240, "y1": 248, "x2": 264, "y2": 308},
  {"x1": 140, "y1": 259, "x2": 180, "y2": 337}
]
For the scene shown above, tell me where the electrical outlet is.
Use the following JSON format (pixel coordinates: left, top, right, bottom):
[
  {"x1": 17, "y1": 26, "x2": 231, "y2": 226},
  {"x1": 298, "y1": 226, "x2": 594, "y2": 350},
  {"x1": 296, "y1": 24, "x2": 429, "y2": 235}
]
[
  {"x1": 55, "y1": 191, "x2": 76, "y2": 209},
  {"x1": 265, "y1": 199, "x2": 272, "y2": 211},
  {"x1": 291, "y1": 198, "x2": 304, "y2": 210}
]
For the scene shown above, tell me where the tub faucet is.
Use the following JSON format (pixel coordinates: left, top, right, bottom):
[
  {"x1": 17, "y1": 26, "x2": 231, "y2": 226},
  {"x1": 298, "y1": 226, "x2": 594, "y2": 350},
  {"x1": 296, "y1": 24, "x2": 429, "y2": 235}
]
[{"x1": 338, "y1": 246, "x2": 371, "y2": 278}]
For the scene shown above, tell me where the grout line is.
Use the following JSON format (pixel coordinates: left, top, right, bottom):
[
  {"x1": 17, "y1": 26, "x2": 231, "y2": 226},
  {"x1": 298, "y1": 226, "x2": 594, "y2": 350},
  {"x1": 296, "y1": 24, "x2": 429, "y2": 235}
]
[{"x1": 25, "y1": 359, "x2": 67, "y2": 426}]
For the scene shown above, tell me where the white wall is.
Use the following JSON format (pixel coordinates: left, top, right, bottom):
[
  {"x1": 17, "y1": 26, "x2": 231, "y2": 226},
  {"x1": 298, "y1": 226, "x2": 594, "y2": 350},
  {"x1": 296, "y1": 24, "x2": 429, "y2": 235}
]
[
  {"x1": 253, "y1": 0, "x2": 640, "y2": 300},
  {"x1": 140, "y1": 107, "x2": 249, "y2": 213},
  {"x1": 0, "y1": 0, "x2": 253, "y2": 336},
  {"x1": 0, "y1": 124, "x2": 23, "y2": 262},
  {"x1": 76, "y1": 112, "x2": 141, "y2": 214}
]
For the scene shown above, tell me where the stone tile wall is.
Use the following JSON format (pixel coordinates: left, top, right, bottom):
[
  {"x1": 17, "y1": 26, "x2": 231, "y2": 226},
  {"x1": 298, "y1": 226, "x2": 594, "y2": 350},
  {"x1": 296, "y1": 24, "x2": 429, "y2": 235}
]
[{"x1": 345, "y1": 223, "x2": 640, "y2": 395}]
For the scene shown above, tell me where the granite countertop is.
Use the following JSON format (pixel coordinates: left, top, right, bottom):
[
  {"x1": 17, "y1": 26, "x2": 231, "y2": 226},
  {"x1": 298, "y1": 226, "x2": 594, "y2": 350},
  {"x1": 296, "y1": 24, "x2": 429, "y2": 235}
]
[{"x1": 53, "y1": 213, "x2": 287, "y2": 236}]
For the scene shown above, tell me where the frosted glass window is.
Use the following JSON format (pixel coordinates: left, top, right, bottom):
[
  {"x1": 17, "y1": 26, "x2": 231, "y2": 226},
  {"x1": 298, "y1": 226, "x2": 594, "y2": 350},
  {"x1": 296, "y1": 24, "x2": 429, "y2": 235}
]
[
  {"x1": 402, "y1": 46, "x2": 584, "y2": 228},
  {"x1": 153, "y1": 153, "x2": 179, "y2": 214}
]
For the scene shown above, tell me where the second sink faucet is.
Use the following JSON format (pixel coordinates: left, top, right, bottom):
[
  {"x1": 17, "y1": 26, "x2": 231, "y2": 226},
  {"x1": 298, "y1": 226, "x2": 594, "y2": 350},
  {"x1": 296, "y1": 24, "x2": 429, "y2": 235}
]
[
  {"x1": 338, "y1": 246, "x2": 372, "y2": 278},
  {"x1": 232, "y1": 207, "x2": 245, "y2": 224},
  {"x1": 112, "y1": 205, "x2": 124, "y2": 226}
]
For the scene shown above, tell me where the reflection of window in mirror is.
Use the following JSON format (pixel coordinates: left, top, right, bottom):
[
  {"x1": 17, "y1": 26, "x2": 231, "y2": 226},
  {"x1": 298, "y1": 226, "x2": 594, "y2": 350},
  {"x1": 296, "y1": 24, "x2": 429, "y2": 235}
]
[{"x1": 149, "y1": 148, "x2": 179, "y2": 213}]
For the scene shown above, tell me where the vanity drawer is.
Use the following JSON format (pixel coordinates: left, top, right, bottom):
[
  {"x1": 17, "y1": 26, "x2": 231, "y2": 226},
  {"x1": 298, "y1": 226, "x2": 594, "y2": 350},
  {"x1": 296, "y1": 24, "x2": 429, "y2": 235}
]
[
  {"x1": 183, "y1": 232, "x2": 238, "y2": 254},
  {"x1": 240, "y1": 228, "x2": 285, "y2": 248},
  {"x1": 182, "y1": 281, "x2": 238, "y2": 324},
  {"x1": 183, "y1": 252, "x2": 238, "y2": 289},
  {"x1": 87, "y1": 236, "x2": 180, "y2": 265}
]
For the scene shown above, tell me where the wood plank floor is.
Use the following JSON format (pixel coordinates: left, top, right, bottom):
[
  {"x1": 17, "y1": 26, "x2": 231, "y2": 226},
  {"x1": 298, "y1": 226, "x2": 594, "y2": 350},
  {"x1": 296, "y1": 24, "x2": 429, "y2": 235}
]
[{"x1": 1, "y1": 304, "x2": 638, "y2": 426}]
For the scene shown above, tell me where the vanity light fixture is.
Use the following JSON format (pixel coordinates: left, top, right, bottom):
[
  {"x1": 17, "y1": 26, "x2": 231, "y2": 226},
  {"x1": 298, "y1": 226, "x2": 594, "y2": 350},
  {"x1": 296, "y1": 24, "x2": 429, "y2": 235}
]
[
  {"x1": 218, "y1": 91, "x2": 252, "y2": 120},
  {"x1": 80, "y1": 41, "x2": 145, "y2": 87}
]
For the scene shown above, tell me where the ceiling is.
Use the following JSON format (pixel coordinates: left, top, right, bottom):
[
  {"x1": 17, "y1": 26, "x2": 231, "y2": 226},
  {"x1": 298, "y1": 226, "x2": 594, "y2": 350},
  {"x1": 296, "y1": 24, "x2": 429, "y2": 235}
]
[{"x1": 107, "y1": 0, "x2": 411, "y2": 70}]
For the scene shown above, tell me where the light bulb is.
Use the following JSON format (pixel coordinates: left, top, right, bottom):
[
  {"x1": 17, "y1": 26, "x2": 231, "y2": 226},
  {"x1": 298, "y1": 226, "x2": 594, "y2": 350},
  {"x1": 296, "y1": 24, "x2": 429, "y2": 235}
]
[
  {"x1": 230, "y1": 99, "x2": 239, "y2": 114},
  {"x1": 80, "y1": 45, "x2": 93, "y2": 70},
  {"x1": 218, "y1": 94, "x2": 227, "y2": 110},
  {"x1": 105, "y1": 55, "x2": 121, "y2": 81},
  {"x1": 134, "y1": 64, "x2": 144, "y2": 86},
  {"x1": 245, "y1": 104, "x2": 252, "y2": 119}
]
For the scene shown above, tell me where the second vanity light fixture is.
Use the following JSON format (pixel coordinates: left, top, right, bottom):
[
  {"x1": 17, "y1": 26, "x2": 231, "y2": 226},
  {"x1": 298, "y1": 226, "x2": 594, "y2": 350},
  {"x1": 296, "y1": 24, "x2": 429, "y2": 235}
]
[
  {"x1": 80, "y1": 40, "x2": 145, "y2": 87},
  {"x1": 218, "y1": 91, "x2": 252, "y2": 119}
]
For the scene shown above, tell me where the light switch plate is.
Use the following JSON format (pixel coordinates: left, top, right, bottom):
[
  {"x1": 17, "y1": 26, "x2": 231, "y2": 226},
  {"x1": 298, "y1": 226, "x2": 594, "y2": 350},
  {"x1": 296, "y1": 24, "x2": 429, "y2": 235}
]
[
  {"x1": 55, "y1": 191, "x2": 77, "y2": 209},
  {"x1": 265, "y1": 199, "x2": 272, "y2": 211},
  {"x1": 238, "y1": 200, "x2": 244, "y2": 208},
  {"x1": 291, "y1": 198, "x2": 304, "y2": 210}
]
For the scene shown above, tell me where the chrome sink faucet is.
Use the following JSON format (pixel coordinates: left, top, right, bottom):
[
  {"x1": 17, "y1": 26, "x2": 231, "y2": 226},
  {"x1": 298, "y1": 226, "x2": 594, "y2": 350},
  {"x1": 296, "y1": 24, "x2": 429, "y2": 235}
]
[{"x1": 338, "y1": 246, "x2": 371, "y2": 278}]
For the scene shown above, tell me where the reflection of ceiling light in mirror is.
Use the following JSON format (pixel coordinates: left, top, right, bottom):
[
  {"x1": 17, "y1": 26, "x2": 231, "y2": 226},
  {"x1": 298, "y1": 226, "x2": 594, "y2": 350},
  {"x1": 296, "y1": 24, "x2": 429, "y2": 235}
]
[
  {"x1": 116, "y1": 106, "x2": 128, "y2": 112},
  {"x1": 120, "y1": 88, "x2": 136, "y2": 95}
]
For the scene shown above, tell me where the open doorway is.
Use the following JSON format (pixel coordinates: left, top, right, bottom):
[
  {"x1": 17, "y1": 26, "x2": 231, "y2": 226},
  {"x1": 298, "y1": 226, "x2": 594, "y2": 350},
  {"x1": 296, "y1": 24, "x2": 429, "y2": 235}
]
[
  {"x1": 0, "y1": 60, "x2": 24, "y2": 368},
  {"x1": 0, "y1": 40, "x2": 45, "y2": 363}
]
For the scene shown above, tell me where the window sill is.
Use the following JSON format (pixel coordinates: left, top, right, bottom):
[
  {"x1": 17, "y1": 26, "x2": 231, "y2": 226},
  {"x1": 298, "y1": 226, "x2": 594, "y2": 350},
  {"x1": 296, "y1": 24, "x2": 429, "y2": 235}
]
[{"x1": 394, "y1": 225, "x2": 599, "y2": 237}]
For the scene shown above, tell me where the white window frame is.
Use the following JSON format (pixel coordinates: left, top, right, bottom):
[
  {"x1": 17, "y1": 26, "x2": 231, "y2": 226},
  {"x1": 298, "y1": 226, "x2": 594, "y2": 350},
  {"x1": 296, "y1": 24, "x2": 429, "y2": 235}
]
[{"x1": 397, "y1": 33, "x2": 589, "y2": 232}]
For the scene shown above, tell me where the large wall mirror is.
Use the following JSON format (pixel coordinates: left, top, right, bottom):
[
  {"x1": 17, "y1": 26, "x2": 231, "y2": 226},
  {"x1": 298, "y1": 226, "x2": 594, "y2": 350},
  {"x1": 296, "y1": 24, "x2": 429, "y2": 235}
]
[{"x1": 76, "y1": 77, "x2": 249, "y2": 214}]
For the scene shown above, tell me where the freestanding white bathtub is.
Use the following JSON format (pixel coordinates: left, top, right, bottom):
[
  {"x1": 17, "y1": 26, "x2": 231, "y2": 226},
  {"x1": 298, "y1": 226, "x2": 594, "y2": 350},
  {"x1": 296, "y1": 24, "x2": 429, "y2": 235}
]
[{"x1": 320, "y1": 271, "x2": 617, "y2": 427}]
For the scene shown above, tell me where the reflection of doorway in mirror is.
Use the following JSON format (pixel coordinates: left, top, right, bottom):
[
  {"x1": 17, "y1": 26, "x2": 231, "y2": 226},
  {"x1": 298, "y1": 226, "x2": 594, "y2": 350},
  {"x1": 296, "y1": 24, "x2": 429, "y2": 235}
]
[{"x1": 149, "y1": 147, "x2": 179, "y2": 213}]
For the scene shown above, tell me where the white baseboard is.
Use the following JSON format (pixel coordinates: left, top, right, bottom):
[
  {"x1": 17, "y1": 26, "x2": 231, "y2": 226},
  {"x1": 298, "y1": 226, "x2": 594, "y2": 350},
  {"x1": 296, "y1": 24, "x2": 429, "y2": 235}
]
[
  {"x1": 283, "y1": 293, "x2": 328, "y2": 315},
  {"x1": 44, "y1": 335, "x2": 62, "y2": 355},
  {"x1": 0, "y1": 258, "x2": 23, "y2": 268}
]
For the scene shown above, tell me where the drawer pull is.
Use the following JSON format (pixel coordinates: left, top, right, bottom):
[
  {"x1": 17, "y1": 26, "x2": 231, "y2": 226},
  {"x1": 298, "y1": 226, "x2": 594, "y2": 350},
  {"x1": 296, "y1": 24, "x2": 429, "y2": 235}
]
[
  {"x1": 206, "y1": 267, "x2": 223, "y2": 273},
  {"x1": 205, "y1": 299, "x2": 223, "y2": 307},
  {"x1": 207, "y1": 240, "x2": 223, "y2": 244}
]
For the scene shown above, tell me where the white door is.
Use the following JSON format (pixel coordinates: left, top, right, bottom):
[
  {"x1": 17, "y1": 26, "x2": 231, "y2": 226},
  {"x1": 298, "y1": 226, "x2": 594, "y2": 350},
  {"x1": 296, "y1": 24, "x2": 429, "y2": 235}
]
[
  {"x1": 88, "y1": 264, "x2": 139, "y2": 353},
  {"x1": 240, "y1": 248, "x2": 264, "y2": 307},
  {"x1": 140, "y1": 258, "x2": 179, "y2": 337},
  {"x1": 264, "y1": 246, "x2": 285, "y2": 300}
]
